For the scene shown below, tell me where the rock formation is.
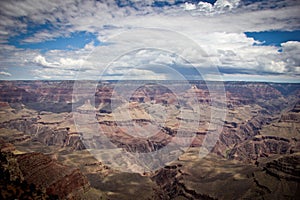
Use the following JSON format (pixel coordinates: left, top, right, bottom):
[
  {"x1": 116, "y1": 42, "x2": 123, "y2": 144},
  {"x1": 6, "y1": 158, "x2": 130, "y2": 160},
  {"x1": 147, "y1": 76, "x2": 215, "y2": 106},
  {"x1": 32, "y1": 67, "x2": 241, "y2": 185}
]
[{"x1": 0, "y1": 80, "x2": 299, "y2": 199}]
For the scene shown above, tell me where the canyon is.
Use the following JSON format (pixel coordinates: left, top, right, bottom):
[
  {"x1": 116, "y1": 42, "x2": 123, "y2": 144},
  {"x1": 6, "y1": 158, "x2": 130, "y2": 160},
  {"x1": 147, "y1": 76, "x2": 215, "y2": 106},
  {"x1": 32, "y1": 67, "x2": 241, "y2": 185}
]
[{"x1": 0, "y1": 80, "x2": 299, "y2": 199}]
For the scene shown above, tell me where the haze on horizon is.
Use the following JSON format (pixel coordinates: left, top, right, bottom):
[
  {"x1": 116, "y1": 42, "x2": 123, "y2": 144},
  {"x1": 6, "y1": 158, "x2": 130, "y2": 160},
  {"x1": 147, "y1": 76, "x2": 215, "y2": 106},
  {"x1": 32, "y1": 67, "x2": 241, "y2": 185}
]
[{"x1": 0, "y1": 0, "x2": 299, "y2": 82}]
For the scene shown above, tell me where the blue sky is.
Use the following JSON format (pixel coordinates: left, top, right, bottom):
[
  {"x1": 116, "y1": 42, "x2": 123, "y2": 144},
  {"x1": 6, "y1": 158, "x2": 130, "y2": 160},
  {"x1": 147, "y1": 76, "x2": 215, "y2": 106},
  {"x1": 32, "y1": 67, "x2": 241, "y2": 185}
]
[
  {"x1": 245, "y1": 31, "x2": 300, "y2": 47},
  {"x1": 0, "y1": 0, "x2": 299, "y2": 82},
  {"x1": 9, "y1": 31, "x2": 100, "y2": 52}
]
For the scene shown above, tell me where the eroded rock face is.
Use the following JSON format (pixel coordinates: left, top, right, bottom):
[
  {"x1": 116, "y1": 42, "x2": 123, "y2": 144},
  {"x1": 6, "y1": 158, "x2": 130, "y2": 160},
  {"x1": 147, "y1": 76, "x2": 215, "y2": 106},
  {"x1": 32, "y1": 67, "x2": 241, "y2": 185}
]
[
  {"x1": 0, "y1": 80, "x2": 294, "y2": 111},
  {"x1": 228, "y1": 136, "x2": 293, "y2": 162},
  {"x1": 280, "y1": 101, "x2": 300, "y2": 123},
  {"x1": 0, "y1": 117, "x2": 85, "y2": 150},
  {"x1": 0, "y1": 81, "x2": 299, "y2": 160},
  {"x1": 263, "y1": 154, "x2": 300, "y2": 181},
  {"x1": 152, "y1": 163, "x2": 217, "y2": 200},
  {"x1": 226, "y1": 100, "x2": 300, "y2": 163},
  {"x1": 0, "y1": 151, "x2": 50, "y2": 200},
  {"x1": 152, "y1": 151, "x2": 300, "y2": 200},
  {"x1": 0, "y1": 142, "x2": 89, "y2": 199},
  {"x1": 0, "y1": 80, "x2": 300, "y2": 199},
  {"x1": 0, "y1": 139, "x2": 16, "y2": 152}
]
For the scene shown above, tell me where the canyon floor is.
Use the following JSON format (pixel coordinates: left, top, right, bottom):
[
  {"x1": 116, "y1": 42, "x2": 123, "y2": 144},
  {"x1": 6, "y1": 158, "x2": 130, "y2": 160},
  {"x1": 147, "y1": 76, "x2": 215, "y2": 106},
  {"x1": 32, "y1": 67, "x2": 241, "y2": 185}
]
[{"x1": 0, "y1": 80, "x2": 299, "y2": 199}]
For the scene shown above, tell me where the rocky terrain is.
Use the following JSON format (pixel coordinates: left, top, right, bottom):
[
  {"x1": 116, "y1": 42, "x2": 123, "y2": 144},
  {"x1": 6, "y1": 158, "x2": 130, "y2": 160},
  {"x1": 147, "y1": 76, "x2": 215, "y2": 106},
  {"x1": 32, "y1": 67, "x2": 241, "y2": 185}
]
[
  {"x1": 0, "y1": 140, "x2": 90, "y2": 199},
  {"x1": 0, "y1": 80, "x2": 299, "y2": 199}
]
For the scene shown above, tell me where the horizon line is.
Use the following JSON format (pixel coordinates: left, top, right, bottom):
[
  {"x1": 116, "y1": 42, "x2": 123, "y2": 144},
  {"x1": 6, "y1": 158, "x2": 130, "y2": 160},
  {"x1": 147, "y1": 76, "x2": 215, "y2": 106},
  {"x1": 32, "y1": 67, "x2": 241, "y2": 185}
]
[{"x1": 0, "y1": 79, "x2": 300, "y2": 84}]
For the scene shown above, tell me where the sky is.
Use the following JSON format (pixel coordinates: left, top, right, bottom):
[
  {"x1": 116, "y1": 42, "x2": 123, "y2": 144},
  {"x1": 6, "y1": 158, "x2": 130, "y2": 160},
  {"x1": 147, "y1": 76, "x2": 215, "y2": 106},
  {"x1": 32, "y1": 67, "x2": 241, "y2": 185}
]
[{"x1": 0, "y1": 0, "x2": 299, "y2": 82}]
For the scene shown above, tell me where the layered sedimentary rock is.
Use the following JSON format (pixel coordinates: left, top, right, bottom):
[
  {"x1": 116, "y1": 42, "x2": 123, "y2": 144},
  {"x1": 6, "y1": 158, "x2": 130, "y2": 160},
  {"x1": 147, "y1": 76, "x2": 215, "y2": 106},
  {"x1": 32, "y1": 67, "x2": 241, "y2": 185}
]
[
  {"x1": 0, "y1": 80, "x2": 300, "y2": 199},
  {"x1": 16, "y1": 152, "x2": 89, "y2": 199},
  {"x1": 0, "y1": 141, "x2": 89, "y2": 199},
  {"x1": 264, "y1": 153, "x2": 300, "y2": 181},
  {"x1": 228, "y1": 136, "x2": 293, "y2": 162},
  {"x1": 227, "y1": 100, "x2": 300, "y2": 163},
  {"x1": 1, "y1": 81, "x2": 299, "y2": 160},
  {"x1": 152, "y1": 150, "x2": 300, "y2": 200}
]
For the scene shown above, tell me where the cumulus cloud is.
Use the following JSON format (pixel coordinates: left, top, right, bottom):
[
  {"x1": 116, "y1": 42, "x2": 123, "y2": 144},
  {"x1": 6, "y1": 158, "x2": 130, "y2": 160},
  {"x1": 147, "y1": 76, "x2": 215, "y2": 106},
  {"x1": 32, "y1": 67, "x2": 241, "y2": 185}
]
[
  {"x1": 198, "y1": 1, "x2": 213, "y2": 13},
  {"x1": 33, "y1": 55, "x2": 56, "y2": 68},
  {"x1": 214, "y1": 0, "x2": 240, "y2": 12},
  {"x1": 184, "y1": 2, "x2": 197, "y2": 11},
  {"x1": 32, "y1": 53, "x2": 91, "y2": 71},
  {"x1": 0, "y1": 44, "x2": 40, "y2": 72},
  {"x1": 185, "y1": 0, "x2": 240, "y2": 14},
  {"x1": 7, "y1": 29, "x2": 300, "y2": 80},
  {"x1": 0, "y1": 0, "x2": 299, "y2": 81},
  {"x1": 0, "y1": 71, "x2": 11, "y2": 76},
  {"x1": 280, "y1": 41, "x2": 300, "y2": 73},
  {"x1": 1, "y1": 0, "x2": 299, "y2": 44},
  {"x1": 194, "y1": 32, "x2": 299, "y2": 76}
]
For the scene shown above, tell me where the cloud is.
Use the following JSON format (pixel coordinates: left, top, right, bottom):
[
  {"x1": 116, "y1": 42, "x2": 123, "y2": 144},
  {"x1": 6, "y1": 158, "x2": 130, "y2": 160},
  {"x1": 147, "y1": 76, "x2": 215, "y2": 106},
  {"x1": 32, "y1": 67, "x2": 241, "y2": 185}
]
[
  {"x1": 6, "y1": 29, "x2": 300, "y2": 81},
  {"x1": 199, "y1": 32, "x2": 300, "y2": 75},
  {"x1": 0, "y1": 0, "x2": 299, "y2": 81},
  {"x1": 280, "y1": 41, "x2": 300, "y2": 73},
  {"x1": 184, "y1": 2, "x2": 197, "y2": 11},
  {"x1": 22, "y1": 31, "x2": 68, "y2": 44},
  {"x1": 32, "y1": 53, "x2": 91, "y2": 70},
  {"x1": 0, "y1": 71, "x2": 11, "y2": 76},
  {"x1": 1, "y1": 0, "x2": 299, "y2": 44},
  {"x1": 33, "y1": 55, "x2": 56, "y2": 68},
  {"x1": 32, "y1": 68, "x2": 77, "y2": 80},
  {"x1": 0, "y1": 44, "x2": 40, "y2": 70},
  {"x1": 198, "y1": 1, "x2": 213, "y2": 13},
  {"x1": 214, "y1": 0, "x2": 240, "y2": 11},
  {"x1": 186, "y1": 0, "x2": 240, "y2": 14}
]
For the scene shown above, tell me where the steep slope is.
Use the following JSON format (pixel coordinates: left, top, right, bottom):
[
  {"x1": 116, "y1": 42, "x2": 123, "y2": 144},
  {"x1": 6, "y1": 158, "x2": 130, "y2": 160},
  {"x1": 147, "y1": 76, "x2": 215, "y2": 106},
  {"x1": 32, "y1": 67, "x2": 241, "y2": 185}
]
[{"x1": 0, "y1": 141, "x2": 90, "y2": 199}]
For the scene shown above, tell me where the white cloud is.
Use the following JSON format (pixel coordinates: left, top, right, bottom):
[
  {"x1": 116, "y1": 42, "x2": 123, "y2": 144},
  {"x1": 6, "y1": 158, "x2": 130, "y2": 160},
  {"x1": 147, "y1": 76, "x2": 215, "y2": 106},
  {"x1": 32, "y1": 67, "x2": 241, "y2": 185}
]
[
  {"x1": 33, "y1": 55, "x2": 56, "y2": 68},
  {"x1": 0, "y1": 44, "x2": 40, "y2": 70},
  {"x1": 184, "y1": 2, "x2": 197, "y2": 11},
  {"x1": 280, "y1": 41, "x2": 300, "y2": 73},
  {"x1": 214, "y1": 0, "x2": 240, "y2": 12},
  {"x1": 59, "y1": 58, "x2": 86, "y2": 68},
  {"x1": 185, "y1": 0, "x2": 240, "y2": 14},
  {"x1": 1, "y1": 0, "x2": 299, "y2": 44},
  {"x1": 198, "y1": 1, "x2": 213, "y2": 13},
  {"x1": 22, "y1": 31, "x2": 68, "y2": 43},
  {"x1": 0, "y1": 71, "x2": 11, "y2": 76},
  {"x1": 32, "y1": 52, "x2": 92, "y2": 70},
  {"x1": 8, "y1": 29, "x2": 300, "y2": 81},
  {"x1": 32, "y1": 67, "x2": 77, "y2": 79},
  {"x1": 0, "y1": 0, "x2": 299, "y2": 81}
]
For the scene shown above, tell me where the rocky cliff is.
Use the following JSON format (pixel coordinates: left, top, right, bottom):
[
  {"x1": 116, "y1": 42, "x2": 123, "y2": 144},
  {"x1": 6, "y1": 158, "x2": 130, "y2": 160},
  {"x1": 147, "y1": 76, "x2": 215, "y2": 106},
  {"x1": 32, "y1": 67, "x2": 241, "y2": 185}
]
[
  {"x1": 0, "y1": 141, "x2": 89, "y2": 199},
  {"x1": 0, "y1": 80, "x2": 299, "y2": 199}
]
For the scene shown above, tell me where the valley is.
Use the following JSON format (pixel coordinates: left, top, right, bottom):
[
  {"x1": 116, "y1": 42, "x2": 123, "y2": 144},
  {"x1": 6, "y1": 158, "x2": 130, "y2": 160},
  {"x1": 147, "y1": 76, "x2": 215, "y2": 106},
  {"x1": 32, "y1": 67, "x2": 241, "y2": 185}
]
[{"x1": 0, "y1": 80, "x2": 299, "y2": 199}]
